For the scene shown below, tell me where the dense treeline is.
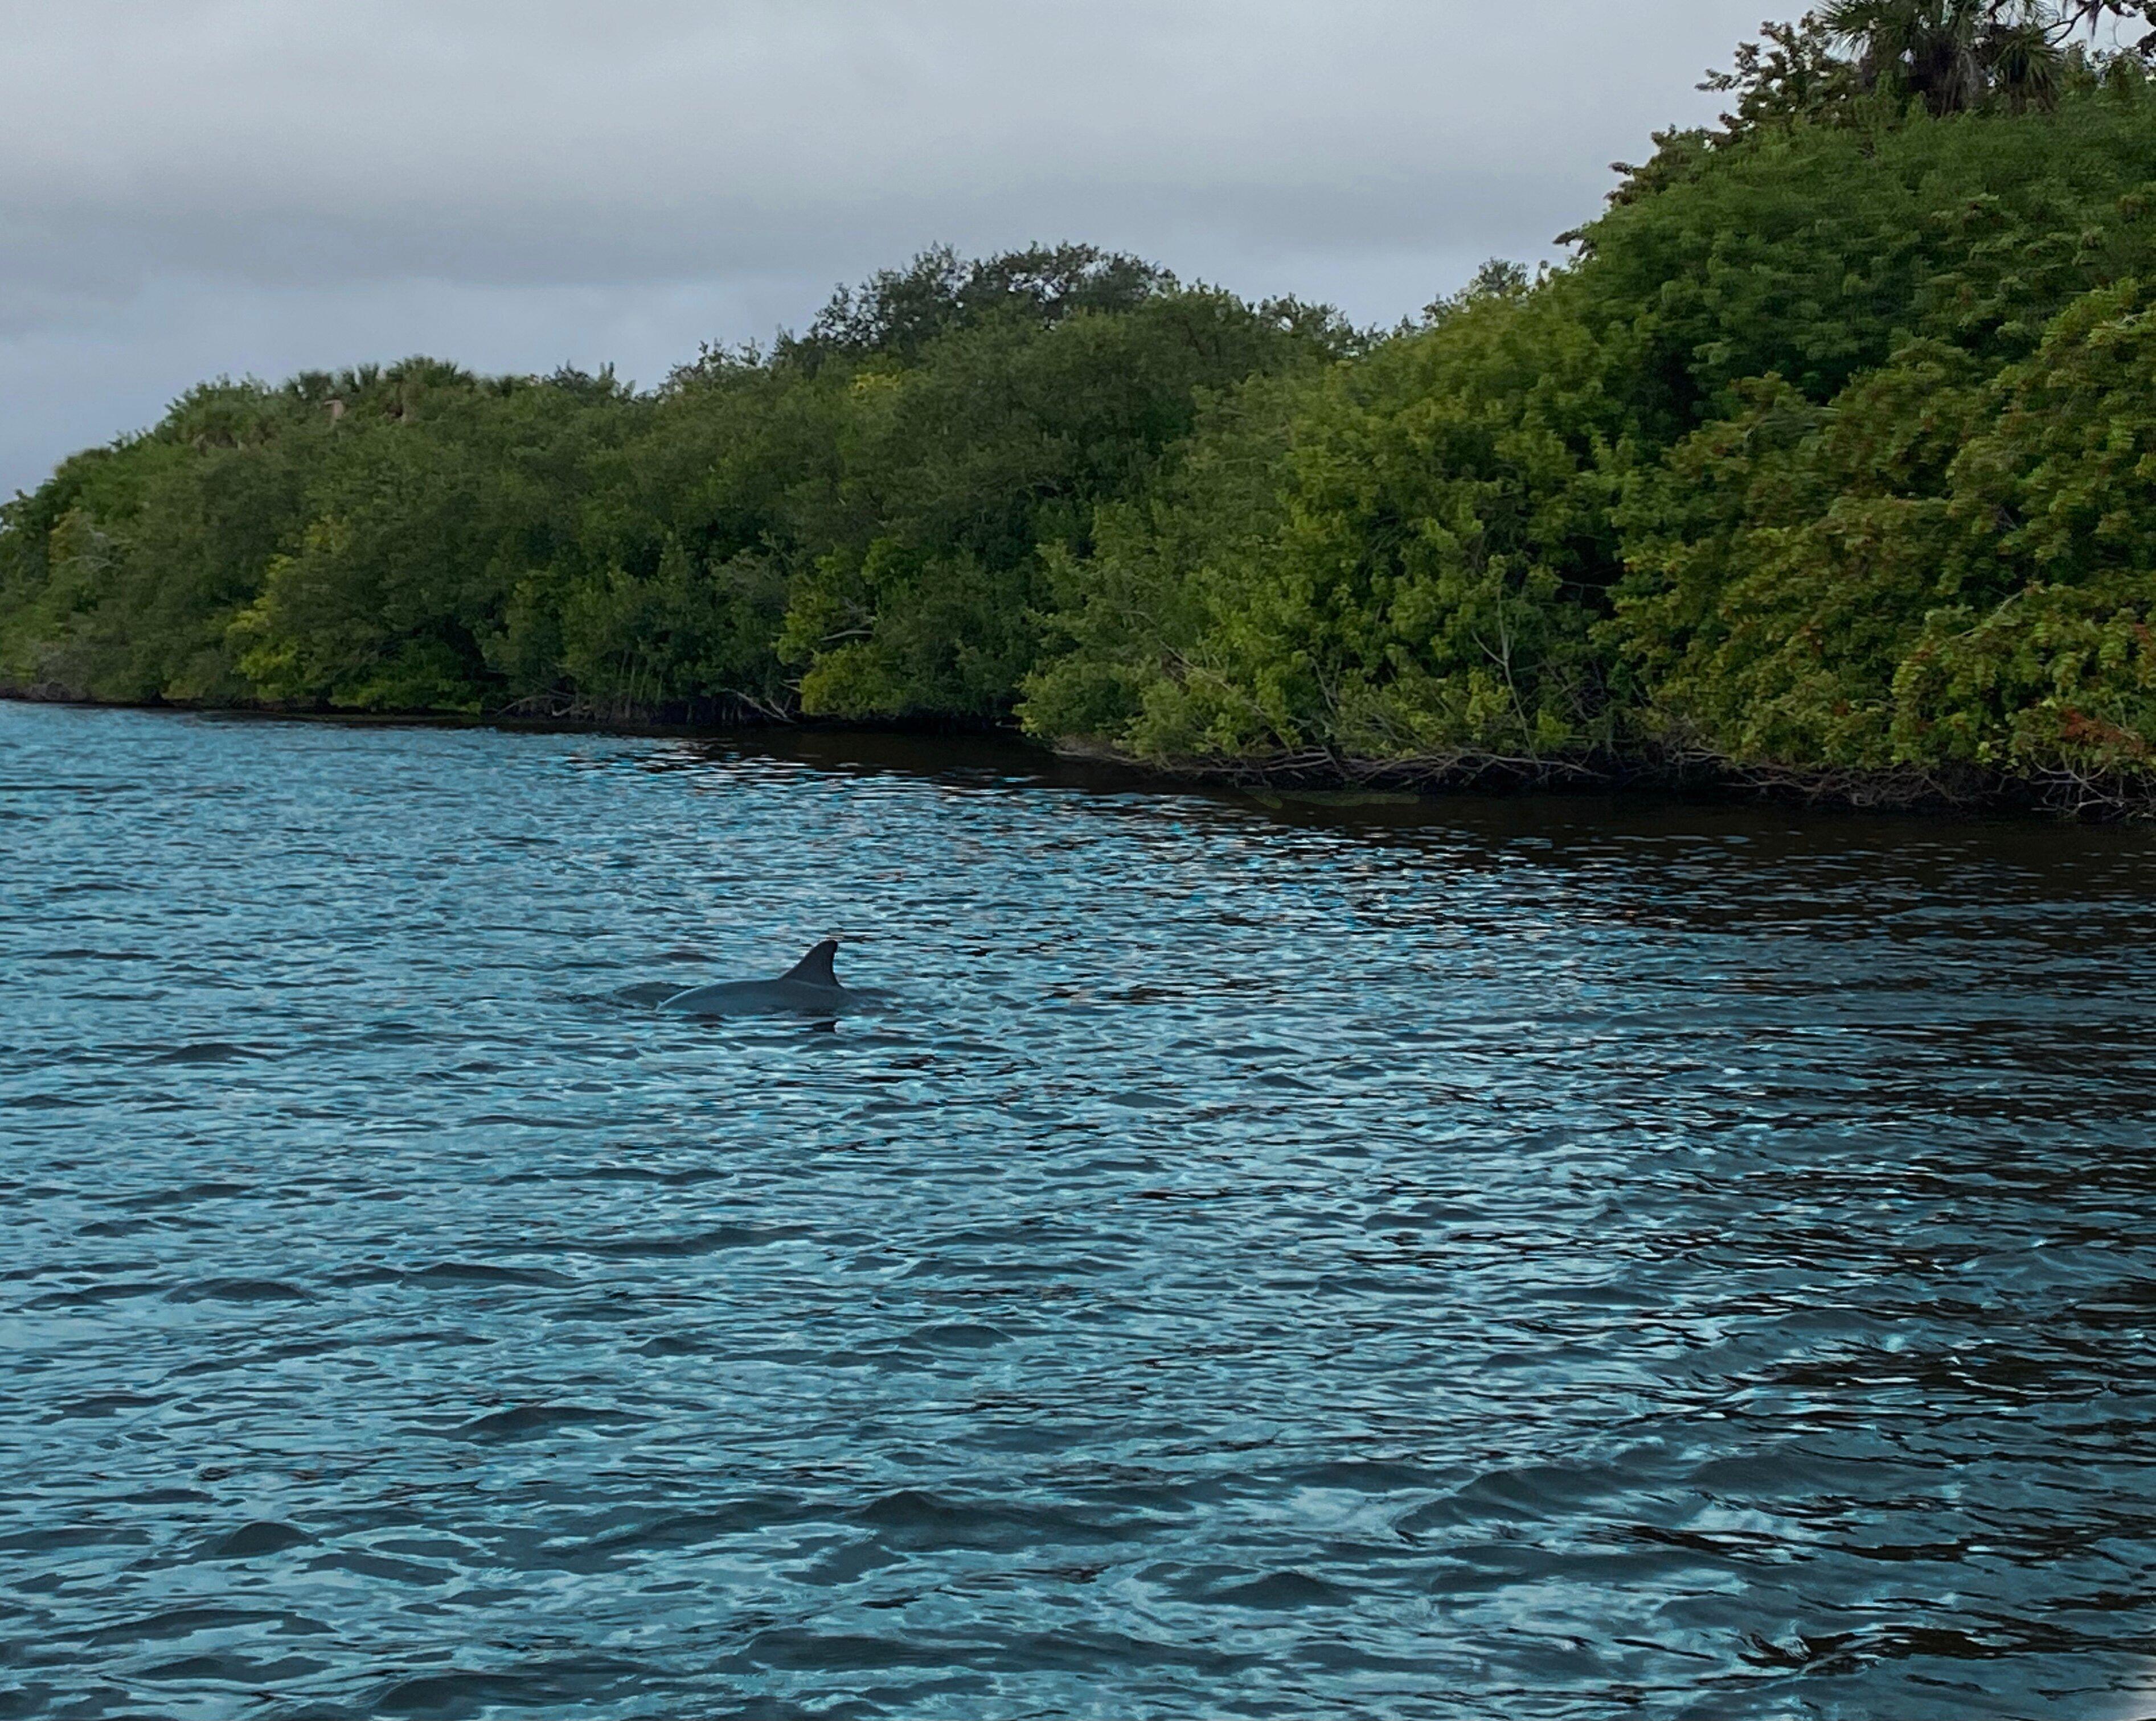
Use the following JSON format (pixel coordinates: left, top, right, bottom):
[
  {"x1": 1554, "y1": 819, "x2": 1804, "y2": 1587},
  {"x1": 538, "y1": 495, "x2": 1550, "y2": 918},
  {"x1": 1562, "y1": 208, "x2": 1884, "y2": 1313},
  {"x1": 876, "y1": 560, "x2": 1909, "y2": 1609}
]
[
  {"x1": 6, "y1": 4, "x2": 2156, "y2": 808},
  {"x1": 0, "y1": 250, "x2": 1347, "y2": 724}
]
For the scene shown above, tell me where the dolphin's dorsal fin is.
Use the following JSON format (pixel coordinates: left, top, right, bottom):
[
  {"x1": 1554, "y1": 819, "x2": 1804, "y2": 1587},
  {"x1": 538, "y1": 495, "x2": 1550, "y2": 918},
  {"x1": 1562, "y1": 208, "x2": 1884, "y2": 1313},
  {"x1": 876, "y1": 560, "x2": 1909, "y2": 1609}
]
[{"x1": 782, "y1": 939, "x2": 839, "y2": 986}]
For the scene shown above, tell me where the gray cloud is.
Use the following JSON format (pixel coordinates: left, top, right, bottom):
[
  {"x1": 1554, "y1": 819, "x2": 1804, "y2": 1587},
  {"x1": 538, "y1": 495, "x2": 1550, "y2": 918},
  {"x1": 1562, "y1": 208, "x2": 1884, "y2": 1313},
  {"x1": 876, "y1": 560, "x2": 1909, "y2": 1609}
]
[{"x1": 1, "y1": 0, "x2": 1768, "y2": 494}]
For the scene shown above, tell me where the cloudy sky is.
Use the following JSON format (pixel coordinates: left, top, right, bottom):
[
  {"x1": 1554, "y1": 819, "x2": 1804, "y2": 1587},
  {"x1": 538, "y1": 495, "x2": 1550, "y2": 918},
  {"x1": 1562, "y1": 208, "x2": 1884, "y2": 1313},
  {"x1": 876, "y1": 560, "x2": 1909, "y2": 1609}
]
[{"x1": 2, "y1": 1, "x2": 1769, "y2": 496}]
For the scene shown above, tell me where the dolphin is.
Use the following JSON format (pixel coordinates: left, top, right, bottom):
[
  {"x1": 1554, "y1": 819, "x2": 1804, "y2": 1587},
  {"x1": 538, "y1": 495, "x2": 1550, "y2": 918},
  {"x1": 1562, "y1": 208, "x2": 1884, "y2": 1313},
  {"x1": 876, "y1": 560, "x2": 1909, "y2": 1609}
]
[{"x1": 659, "y1": 939, "x2": 867, "y2": 1018}]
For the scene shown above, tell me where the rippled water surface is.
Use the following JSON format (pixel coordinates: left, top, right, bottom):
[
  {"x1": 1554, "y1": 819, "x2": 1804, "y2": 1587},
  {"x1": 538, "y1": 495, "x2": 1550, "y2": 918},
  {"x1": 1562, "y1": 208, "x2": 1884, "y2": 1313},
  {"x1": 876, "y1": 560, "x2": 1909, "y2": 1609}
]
[{"x1": 5, "y1": 701, "x2": 2156, "y2": 1720}]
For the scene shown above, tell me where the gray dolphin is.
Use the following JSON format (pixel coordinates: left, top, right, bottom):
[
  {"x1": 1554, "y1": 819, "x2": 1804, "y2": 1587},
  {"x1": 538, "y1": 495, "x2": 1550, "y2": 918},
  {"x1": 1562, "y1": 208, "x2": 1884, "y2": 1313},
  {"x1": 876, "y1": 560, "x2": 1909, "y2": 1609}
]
[{"x1": 659, "y1": 939, "x2": 866, "y2": 1018}]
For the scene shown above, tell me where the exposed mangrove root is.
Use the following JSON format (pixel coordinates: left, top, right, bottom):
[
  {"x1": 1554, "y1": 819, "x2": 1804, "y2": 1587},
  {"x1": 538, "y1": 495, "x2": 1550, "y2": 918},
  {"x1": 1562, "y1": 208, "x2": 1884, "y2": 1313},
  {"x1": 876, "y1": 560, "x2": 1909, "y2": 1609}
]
[
  {"x1": 1050, "y1": 737, "x2": 2156, "y2": 821},
  {"x1": 493, "y1": 689, "x2": 797, "y2": 728},
  {"x1": 9, "y1": 687, "x2": 2153, "y2": 820}
]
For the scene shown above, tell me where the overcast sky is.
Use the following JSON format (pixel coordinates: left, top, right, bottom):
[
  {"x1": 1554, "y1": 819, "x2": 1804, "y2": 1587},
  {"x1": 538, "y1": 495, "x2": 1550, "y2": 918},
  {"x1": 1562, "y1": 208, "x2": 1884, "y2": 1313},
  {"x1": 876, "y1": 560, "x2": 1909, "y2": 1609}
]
[{"x1": 2, "y1": 0, "x2": 1770, "y2": 496}]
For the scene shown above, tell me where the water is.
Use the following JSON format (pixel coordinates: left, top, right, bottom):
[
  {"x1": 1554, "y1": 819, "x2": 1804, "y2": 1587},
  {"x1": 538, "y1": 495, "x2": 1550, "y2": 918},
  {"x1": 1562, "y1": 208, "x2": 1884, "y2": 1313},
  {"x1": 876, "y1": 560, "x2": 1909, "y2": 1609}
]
[{"x1": 3, "y1": 700, "x2": 2154, "y2": 1721}]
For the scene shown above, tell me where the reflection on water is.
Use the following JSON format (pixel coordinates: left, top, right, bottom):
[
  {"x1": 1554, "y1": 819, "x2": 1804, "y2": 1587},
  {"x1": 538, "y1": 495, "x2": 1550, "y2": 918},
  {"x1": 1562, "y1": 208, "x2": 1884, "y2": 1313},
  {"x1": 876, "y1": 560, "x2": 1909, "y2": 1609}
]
[{"x1": 3, "y1": 702, "x2": 2154, "y2": 1720}]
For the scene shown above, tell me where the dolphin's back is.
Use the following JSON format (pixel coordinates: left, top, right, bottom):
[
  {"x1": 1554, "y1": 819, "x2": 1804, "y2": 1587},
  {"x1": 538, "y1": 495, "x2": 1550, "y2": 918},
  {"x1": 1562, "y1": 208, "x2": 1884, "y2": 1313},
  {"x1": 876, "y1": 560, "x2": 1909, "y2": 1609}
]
[{"x1": 660, "y1": 940, "x2": 852, "y2": 1017}]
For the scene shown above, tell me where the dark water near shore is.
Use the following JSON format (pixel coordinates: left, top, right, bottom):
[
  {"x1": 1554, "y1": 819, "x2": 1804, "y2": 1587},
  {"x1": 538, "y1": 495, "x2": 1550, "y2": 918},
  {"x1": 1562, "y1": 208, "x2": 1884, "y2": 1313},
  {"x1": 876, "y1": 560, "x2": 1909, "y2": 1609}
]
[{"x1": 4, "y1": 701, "x2": 2154, "y2": 1720}]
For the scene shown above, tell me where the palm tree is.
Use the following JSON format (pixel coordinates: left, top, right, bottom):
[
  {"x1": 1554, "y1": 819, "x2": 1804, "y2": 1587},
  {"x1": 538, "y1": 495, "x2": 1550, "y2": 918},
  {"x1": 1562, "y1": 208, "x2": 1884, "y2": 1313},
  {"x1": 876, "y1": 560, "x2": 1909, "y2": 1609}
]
[
  {"x1": 1821, "y1": 0, "x2": 2071, "y2": 112},
  {"x1": 1984, "y1": 9, "x2": 2069, "y2": 106}
]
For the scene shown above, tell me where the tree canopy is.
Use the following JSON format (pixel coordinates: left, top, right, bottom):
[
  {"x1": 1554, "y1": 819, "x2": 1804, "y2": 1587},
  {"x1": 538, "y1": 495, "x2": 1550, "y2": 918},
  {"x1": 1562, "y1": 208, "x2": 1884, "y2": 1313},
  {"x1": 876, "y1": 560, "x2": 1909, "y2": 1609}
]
[{"x1": 5, "y1": 14, "x2": 2155, "y2": 812}]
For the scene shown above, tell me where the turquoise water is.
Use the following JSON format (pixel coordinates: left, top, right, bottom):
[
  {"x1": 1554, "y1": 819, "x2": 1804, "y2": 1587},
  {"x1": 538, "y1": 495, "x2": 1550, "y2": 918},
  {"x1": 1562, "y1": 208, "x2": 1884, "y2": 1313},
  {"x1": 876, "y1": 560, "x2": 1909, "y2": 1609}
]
[{"x1": 3, "y1": 700, "x2": 2154, "y2": 1720}]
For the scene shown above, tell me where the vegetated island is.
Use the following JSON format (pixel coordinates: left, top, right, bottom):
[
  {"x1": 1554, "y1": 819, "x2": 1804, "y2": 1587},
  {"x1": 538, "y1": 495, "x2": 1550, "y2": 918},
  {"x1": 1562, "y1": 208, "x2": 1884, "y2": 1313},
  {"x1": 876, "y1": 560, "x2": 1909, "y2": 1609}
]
[{"x1": 6, "y1": 3, "x2": 2156, "y2": 817}]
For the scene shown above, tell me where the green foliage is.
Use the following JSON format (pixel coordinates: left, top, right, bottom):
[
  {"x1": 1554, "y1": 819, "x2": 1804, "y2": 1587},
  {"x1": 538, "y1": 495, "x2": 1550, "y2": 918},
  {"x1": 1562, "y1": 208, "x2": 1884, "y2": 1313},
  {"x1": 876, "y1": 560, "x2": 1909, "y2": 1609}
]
[
  {"x1": 0, "y1": 385, "x2": 328, "y2": 702},
  {"x1": 5, "y1": 52, "x2": 2156, "y2": 807},
  {"x1": 530, "y1": 359, "x2": 843, "y2": 717},
  {"x1": 227, "y1": 366, "x2": 639, "y2": 712},
  {"x1": 1026, "y1": 78, "x2": 2156, "y2": 793},
  {"x1": 0, "y1": 255, "x2": 1341, "y2": 726},
  {"x1": 778, "y1": 242, "x2": 1176, "y2": 369},
  {"x1": 1893, "y1": 280, "x2": 2156, "y2": 771},
  {"x1": 1022, "y1": 280, "x2": 1630, "y2": 763},
  {"x1": 1696, "y1": 2, "x2": 2133, "y2": 138},
  {"x1": 1818, "y1": 1, "x2": 2070, "y2": 117},
  {"x1": 1605, "y1": 275, "x2": 2156, "y2": 778},
  {"x1": 1607, "y1": 347, "x2": 1994, "y2": 765},
  {"x1": 1584, "y1": 76, "x2": 2156, "y2": 420},
  {"x1": 782, "y1": 289, "x2": 1341, "y2": 720}
]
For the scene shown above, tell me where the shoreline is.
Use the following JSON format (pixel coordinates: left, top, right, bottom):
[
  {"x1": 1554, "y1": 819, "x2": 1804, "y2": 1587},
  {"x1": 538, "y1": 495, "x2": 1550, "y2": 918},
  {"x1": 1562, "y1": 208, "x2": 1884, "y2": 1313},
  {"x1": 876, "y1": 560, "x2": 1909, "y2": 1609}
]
[{"x1": 7, "y1": 686, "x2": 2151, "y2": 823}]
